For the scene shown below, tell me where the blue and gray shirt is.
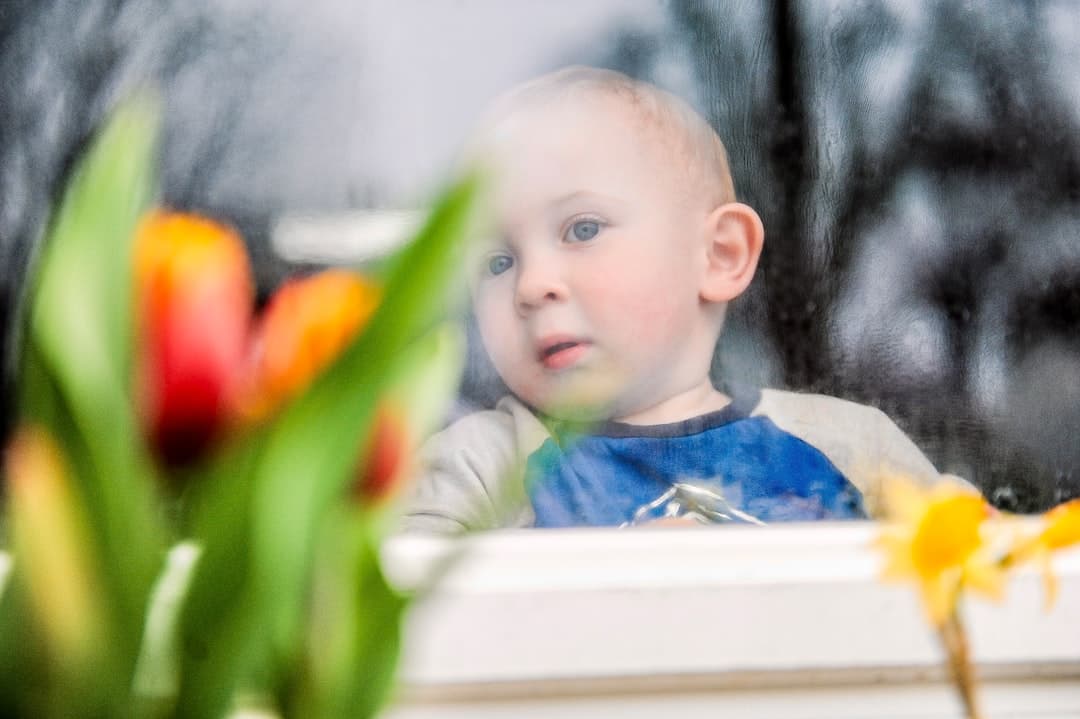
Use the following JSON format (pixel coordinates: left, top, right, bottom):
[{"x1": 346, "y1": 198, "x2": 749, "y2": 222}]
[
  {"x1": 527, "y1": 388, "x2": 866, "y2": 527},
  {"x1": 404, "y1": 388, "x2": 942, "y2": 534}
]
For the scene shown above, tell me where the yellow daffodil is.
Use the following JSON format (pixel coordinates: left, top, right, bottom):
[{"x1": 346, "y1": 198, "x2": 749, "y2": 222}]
[
  {"x1": 1009, "y1": 498, "x2": 1080, "y2": 608},
  {"x1": 1036, "y1": 498, "x2": 1080, "y2": 551},
  {"x1": 876, "y1": 475, "x2": 1005, "y2": 626}
]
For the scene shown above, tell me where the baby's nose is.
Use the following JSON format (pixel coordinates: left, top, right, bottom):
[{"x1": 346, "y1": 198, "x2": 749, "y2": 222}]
[{"x1": 514, "y1": 258, "x2": 567, "y2": 311}]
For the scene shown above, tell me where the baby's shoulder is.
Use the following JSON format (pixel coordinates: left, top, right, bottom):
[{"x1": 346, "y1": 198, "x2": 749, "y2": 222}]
[
  {"x1": 433, "y1": 402, "x2": 515, "y2": 448},
  {"x1": 753, "y1": 388, "x2": 894, "y2": 432},
  {"x1": 430, "y1": 395, "x2": 551, "y2": 457},
  {"x1": 417, "y1": 396, "x2": 553, "y2": 497},
  {"x1": 750, "y1": 388, "x2": 940, "y2": 515},
  {"x1": 404, "y1": 397, "x2": 552, "y2": 533}
]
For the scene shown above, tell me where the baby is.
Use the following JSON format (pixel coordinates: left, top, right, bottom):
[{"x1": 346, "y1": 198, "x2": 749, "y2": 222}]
[{"x1": 402, "y1": 66, "x2": 941, "y2": 532}]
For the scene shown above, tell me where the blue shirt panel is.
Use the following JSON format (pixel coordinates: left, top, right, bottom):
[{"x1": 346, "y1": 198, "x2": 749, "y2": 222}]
[{"x1": 526, "y1": 415, "x2": 867, "y2": 528}]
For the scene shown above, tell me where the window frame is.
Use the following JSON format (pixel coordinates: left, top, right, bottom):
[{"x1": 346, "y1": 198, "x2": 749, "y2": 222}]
[{"x1": 384, "y1": 523, "x2": 1080, "y2": 717}]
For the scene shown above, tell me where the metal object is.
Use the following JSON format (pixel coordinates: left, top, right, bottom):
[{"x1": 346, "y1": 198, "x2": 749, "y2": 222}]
[{"x1": 622, "y1": 480, "x2": 766, "y2": 527}]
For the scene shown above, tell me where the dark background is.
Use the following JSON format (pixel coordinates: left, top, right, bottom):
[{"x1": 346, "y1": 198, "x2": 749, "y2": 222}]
[{"x1": 2, "y1": 1, "x2": 1078, "y2": 510}]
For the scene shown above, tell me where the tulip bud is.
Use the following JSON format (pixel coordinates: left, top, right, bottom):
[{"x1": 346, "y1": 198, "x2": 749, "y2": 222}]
[
  {"x1": 353, "y1": 325, "x2": 465, "y2": 508},
  {"x1": 238, "y1": 269, "x2": 381, "y2": 420},
  {"x1": 5, "y1": 425, "x2": 105, "y2": 669},
  {"x1": 354, "y1": 402, "x2": 411, "y2": 506},
  {"x1": 134, "y1": 211, "x2": 253, "y2": 465}
]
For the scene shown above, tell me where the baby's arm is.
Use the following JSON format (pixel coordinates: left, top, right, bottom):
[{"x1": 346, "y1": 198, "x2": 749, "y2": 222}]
[{"x1": 754, "y1": 389, "x2": 952, "y2": 517}]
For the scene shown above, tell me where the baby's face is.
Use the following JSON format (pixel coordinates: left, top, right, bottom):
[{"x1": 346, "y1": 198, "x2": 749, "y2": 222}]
[{"x1": 471, "y1": 97, "x2": 718, "y2": 420}]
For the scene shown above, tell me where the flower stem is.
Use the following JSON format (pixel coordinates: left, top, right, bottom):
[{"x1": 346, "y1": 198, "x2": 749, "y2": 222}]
[{"x1": 937, "y1": 607, "x2": 983, "y2": 719}]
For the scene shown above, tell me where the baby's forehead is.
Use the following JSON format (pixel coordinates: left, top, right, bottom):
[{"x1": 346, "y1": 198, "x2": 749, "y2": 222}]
[
  {"x1": 465, "y1": 70, "x2": 734, "y2": 212},
  {"x1": 479, "y1": 98, "x2": 693, "y2": 208},
  {"x1": 487, "y1": 87, "x2": 677, "y2": 155}
]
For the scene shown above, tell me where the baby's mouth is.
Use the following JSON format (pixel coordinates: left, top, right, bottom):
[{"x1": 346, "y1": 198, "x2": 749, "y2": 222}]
[
  {"x1": 537, "y1": 338, "x2": 591, "y2": 370},
  {"x1": 542, "y1": 341, "x2": 578, "y2": 358}
]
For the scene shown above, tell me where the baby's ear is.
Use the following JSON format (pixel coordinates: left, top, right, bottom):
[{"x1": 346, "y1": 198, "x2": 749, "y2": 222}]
[{"x1": 699, "y1": 202, "x2": 764, "y2": 303}]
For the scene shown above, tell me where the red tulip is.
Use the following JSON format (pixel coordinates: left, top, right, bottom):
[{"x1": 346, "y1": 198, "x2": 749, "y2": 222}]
[
  {"x1": 134, "y1": 211, "x2": 253, "y2": 465},
  {"x1": 354, "y1": 326, "x2": 466, "y2": 508},
  {"x1": 355, "y1": 402, "x2": 412, "y2": 506}
]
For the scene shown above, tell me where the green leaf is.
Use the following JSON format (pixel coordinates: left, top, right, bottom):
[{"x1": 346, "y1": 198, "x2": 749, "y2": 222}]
[
  {"x1": 285, "y1": 513, "x2": 406, "y2": 719},
  {"x1": 255, "y1": 322, "x2": 465, "y2": 658},
  {"x1": 131, "y1": 542, "x2": 202, "y2": 710},
  {"x1": 253, "y1": 173, "x2": 476, "y2": 653},
  {"x1": 172, "y1": 439, "x2": 265, "y2": 719},
  {"x1": 175, "y1": 172, "x2": 479, "y2": 717},
  {"x1": 17, "y1": 94, "x2": 168, "y2": 679},
  {"x1": 384, "y1": 322, "x2": 468, "y2": 446},
  {"x1": 0, "y1": 572, "x2": 58, "y2": 718}
]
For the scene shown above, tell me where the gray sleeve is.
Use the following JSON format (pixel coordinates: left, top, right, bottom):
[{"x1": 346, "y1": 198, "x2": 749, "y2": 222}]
[
  {"x1": 398, "y1": 409, "x2": 522, "y2": 534},
  {"x1": 755, "y1": 390, "x2": 945, "y2": 517}
]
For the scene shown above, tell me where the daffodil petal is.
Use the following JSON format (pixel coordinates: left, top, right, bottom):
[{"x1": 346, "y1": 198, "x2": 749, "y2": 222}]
[
  {"x1": 880, "y1": 474, "x2": 930, "y2": 523},
  {"x1": 1041, "y1": 499, "x2": 1080, "y2": 552},
  {"x1": 921, "y1": 572, "x2": 960, "y2": 627},
  {"x1": 1037, "y1": 550, "x2": 1059, "y2": 611},
  {"x1": 877, "y1": 530, "x2": 918, "y2": 580},
  {"x1": 962, "y1": 556, "x2": 1006, "y2": 601}
]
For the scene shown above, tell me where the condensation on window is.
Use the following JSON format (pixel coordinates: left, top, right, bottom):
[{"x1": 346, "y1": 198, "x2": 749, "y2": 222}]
[{"x1": 2, "y1": 1, "x2": 1077, "y2": 514}]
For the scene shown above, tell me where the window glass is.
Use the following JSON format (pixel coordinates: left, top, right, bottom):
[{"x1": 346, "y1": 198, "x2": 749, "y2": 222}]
[{"x1": 3, "y1": 1, "x2": 1077, "y2": 518}]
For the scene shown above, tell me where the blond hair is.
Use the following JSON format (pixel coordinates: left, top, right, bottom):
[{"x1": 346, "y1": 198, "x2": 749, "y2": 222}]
[{"x1": 475, "y1": 66, "x2": 736, "y2": 208}]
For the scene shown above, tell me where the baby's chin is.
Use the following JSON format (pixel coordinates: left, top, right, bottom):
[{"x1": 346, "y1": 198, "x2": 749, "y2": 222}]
[{"x1": 516, "y1": 369, "x2": 631, "y2": 422}]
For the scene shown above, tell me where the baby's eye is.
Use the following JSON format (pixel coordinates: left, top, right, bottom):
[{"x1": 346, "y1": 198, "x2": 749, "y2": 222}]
[
  {"x1": 487, "y1": 254, "x2": 514, "y2": 276},
  {"x1": 566, "y1": 220, "x2": 601, "y2": 243}
]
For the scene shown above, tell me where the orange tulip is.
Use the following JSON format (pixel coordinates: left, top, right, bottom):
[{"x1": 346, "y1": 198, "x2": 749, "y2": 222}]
[
  {"x1": 239, "y1": 269, "x2": 381, "y2": 420},
  {"x1": 237, "y1": 269, "x2": 422, "y2": 505},
  {"x1": 134, "y1": 211, "x2": 253, "y2": 465}
]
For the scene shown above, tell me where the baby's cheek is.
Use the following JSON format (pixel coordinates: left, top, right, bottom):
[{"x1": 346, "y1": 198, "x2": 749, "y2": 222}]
[
  {"x1": 476, "y1": 310, "x2": 521, "y2": 376},
  {"x1": 606, "y1": 287, "x2": 690, "y2": 345}
]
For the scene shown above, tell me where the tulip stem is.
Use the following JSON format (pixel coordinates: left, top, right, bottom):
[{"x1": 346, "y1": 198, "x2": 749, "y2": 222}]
[{"x1": 937, "y1": 607, "x2": 983, "y2": 719}]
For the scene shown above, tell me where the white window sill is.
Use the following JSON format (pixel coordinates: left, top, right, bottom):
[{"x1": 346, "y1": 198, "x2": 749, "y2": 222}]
[{"x1": 382, "y1": 523, "x2": 1080, "y2": 718}]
